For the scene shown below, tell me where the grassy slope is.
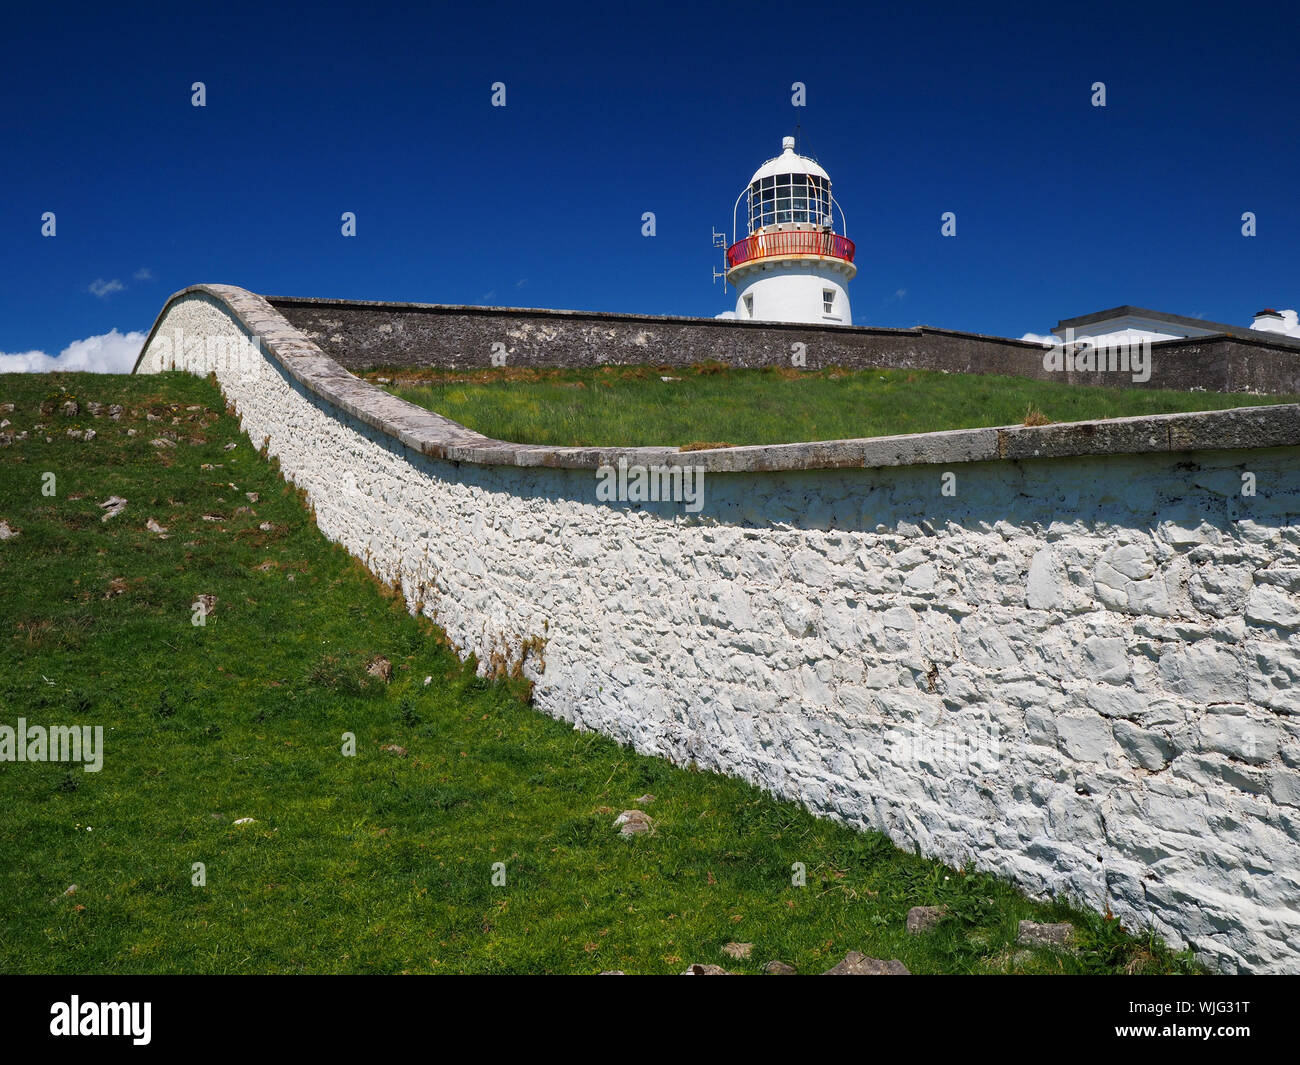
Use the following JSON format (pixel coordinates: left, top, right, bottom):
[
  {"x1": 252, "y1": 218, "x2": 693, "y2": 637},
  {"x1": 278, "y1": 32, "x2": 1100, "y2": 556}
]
[
  {"x1": 380, "y1": 364, "x2": 1298, "y2": 449},
  {"x1": 0, "y1": 372, "x2": 1198, "y2": 974}
]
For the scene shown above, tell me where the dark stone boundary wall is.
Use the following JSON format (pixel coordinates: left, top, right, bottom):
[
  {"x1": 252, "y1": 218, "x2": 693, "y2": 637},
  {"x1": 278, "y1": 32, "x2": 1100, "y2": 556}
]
[{"x1": 268, "y1": 295, "x2": 1300, "y2": 395}]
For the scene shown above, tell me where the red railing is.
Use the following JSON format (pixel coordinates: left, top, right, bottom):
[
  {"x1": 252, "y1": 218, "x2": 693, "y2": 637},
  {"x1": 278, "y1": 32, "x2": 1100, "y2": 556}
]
[{"x1": 726, "y1": 231, "x2": 855, "y2": 269}]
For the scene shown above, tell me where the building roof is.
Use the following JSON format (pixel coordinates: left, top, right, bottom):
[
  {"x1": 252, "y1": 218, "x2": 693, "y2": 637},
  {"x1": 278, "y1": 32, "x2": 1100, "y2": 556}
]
[
  {"x1": 1055, "y1": 305, "x2": 1300, "y2": 351},
  {"x1": 749, "y1": 136, "x2": 831, "y2": 185}
]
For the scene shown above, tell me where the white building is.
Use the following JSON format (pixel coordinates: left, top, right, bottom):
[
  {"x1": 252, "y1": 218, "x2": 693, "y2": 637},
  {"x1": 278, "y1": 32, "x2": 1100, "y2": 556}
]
[
  {"x1": 720, "y1": 137, "x2": 856, "y2": 325},
  {"x1": 1051, "y1": 305, "x2": 1300, "y2": 346}
]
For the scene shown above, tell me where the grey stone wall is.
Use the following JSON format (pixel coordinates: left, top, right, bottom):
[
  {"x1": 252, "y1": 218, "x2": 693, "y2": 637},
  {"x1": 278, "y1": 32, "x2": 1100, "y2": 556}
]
[{"x1": 268, "y1": 296, "x2": 1300, "y2": 394}]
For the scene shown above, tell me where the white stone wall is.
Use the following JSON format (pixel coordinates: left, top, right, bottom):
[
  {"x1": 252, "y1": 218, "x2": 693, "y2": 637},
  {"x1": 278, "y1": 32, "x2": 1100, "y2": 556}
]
[{"x1": 140, "y1": 291, "x2": 1300, "y2": 973}]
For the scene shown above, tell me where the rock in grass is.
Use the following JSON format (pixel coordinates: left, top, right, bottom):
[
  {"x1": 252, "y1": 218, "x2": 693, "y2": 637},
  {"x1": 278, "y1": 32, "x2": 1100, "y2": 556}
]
[
  {"x1": 822, "y1": 951, "x2": 910, "y2": 975},
  {"x1": 598, "y1": 970, "x2": 626, "y2": 975},
  {"x1": 0, "y1": 519, "x2": 18, "y2": 540},
  {"x1": 682, "y1": 963, "x2": 732, "y2": 975},
  {"x1": 613, "y1": 809, "x2": 653, "y2": 836},
  {"x1": 195, "y1": 594, "x2": 217, "y2": 616},
  {"x1": 721, "y1": 942, "x2": 753, "y2": 960},
  {"x1": 763, "y1": 960, "x2": 797, "y2": 975},
  {"x1": 146, "y1": 517, "x2": 168, "y2": 537},
  {"x1": 381, "y1": 744, "x2": 407, "y2": 757},
  {"x1": 1017, "y1": 921, "x2": 1075, "y2": 949},
  {"x1": 366, "y1": 656, "x2": 393, "y2": 682},
  {"x1": 233, "y1": 817, "x2": 257, "y2": 826},
  {"x1": 906, "y1": 905, "x2": 948, "y2": 934},
  {"x1": 150, "y1": 437, "x2": 176, "y2": 448},
  {"x1": 98, "y1": 496, "x2": 127, "y2": 521},
  {"x1": 635, "y1": 793, "x2": 655, "y2": 805}
]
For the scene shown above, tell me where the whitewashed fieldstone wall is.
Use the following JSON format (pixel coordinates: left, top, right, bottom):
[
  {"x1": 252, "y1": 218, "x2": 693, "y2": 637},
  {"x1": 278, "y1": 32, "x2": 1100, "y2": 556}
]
[{"x1": 138, "y1": 287, "x2": 1300, "y2": 974}]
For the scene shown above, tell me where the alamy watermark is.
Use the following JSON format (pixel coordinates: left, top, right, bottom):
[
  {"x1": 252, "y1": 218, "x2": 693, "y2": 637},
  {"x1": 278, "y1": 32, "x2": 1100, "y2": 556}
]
[
  {"x1": 50, "y1": 996, "x2": 150, "y2": 1045},
  {"x1": 0, "y1": 718, "x2": 103, "y2": 772},
  {"x1": 147, "y1": 327, "x2": 266, "y2": 380},
  {"x1": 595, "y1": 457, "x2": 705, "y2": 513},
  {"x1": 885, "y1": 719, "x2": 1003, "y2": 774},
  {"x1": 1039, "y1": 327, "x2": 1151, "y2": 383}
]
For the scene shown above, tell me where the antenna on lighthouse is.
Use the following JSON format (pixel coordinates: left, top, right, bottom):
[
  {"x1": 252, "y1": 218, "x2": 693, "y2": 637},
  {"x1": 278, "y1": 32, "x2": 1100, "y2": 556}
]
[{"x1": 712, "y1": 228, "x2": 729, "y2": 291}]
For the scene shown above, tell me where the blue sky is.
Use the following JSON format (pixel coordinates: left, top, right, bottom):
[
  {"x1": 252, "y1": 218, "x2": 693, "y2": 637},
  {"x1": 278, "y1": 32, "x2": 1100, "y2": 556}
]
[{"x1": 2, "y1": 0, "x2": 1297, "y2": 367}]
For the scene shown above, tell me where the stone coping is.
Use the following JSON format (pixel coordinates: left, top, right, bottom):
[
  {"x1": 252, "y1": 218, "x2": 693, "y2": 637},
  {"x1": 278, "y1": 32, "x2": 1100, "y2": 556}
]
[{"x1": 135, "y1": 284, "x2": 1300, "y2": 474}]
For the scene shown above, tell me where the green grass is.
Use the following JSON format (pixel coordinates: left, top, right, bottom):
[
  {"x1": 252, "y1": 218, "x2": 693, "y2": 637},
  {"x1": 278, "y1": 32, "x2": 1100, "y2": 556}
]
[
  {"x1": 377, "y1": 363, "x2": 1299, "y2": 449},
  {"x1": 0, "y1": 372, "x2": 1201, "y2": 974}
]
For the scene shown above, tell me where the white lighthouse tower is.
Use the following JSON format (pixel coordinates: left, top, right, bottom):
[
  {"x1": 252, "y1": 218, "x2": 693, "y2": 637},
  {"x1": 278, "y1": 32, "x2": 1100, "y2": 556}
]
[{"x1": 723, "y1": 136, "x2": 856, "y2": 325}]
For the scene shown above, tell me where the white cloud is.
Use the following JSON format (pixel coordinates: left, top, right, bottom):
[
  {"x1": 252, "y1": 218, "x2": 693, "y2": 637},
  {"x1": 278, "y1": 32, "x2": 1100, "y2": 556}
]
[
  {"x1": 1019, "y1": 332, "x2": 1056, "y2": 345},
  {"x1": 0, "y1": 328, "x2": 146, "y2": 374},
  {"x1": 89, "y1": 278, "x2": 125, "y2": 298},
  {"x1": 133, "y1": 267, "x2": 153, "y2": 281}
]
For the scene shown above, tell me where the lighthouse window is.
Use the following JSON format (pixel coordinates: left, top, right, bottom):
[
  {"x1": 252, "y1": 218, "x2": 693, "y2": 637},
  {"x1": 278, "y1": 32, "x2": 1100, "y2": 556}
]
[
  {"x1": 750, "y1": 180, "x2": 782, "y2": 231},
  {"x1": 744, "y1": 294, "x2": 754, "y2": 318},
  {"x1": 776, "y1": 174, "x2": 793, "y2": 222},
  {"x1": 823, "y1": 289, "x2": 835, "y2": 314}
]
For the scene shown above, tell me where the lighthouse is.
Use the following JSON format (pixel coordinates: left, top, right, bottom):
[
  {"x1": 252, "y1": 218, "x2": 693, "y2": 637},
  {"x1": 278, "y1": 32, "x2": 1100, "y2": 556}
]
[{"x1": 723, "y1": 136, "x2": 856, "y2": 325}]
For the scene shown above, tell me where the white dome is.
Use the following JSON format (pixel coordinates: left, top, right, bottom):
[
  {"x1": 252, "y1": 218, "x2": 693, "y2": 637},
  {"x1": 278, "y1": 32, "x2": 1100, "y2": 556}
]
[{"x1": 748, "y1": 136, "x2": 830, "y2": 185}]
